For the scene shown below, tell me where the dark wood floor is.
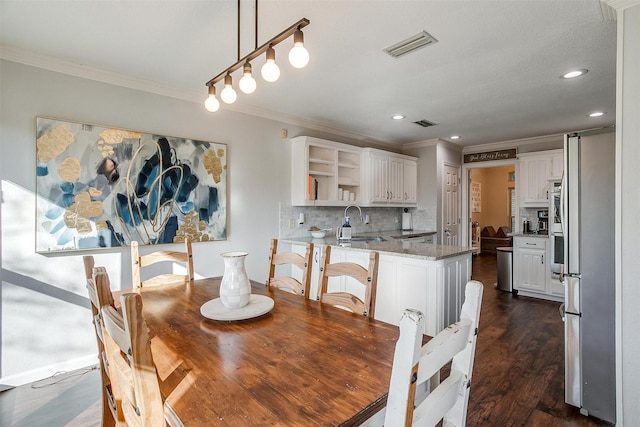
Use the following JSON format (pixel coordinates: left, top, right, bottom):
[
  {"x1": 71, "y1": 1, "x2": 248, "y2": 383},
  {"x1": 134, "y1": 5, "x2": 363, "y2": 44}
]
[
  {"x1": 0, "y1": 253, "x2": 613, "y2": 426},
  {"x1": 468, "y1": 253, "x2": 610, "y2": 427}
]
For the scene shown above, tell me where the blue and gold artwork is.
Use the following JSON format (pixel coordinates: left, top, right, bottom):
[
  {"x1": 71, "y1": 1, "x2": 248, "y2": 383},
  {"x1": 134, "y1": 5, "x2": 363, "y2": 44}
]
[{"x1": 35, "y1": 117, "x2": 227, "y2": 252}]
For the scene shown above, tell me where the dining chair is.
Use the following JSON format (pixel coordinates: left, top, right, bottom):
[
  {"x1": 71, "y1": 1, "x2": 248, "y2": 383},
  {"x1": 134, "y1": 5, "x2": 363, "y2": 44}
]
[
  {"x1": 317, "y1": 245, "x2": 379, "y2": 317},
  {"x1": 83, "y1": 256, "x2": 125, "y2": 426},
  {"x1": 266, "y1": 239, "x2": 314, "y2": 297},
  {"x1": 383, "y1": 280, "x2": 484, "y2": 427},
  {"x1": 131, "y1": 239, "x2": 194, "y2": 288},
  {"x1": 101, "y1": 292, "x2": 182, "y2": 426}
]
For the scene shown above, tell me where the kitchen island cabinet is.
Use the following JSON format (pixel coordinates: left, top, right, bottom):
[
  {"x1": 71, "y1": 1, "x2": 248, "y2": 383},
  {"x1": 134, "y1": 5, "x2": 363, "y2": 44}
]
[{"x1": 284, "y1": 236, "x2": 473, "y2": 336}]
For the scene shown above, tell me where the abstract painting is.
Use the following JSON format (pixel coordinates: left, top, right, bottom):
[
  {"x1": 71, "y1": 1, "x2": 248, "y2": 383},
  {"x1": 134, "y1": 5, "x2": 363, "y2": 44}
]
[{"x1": 35, "y1": 117, "x2": 227, "y2": 252}]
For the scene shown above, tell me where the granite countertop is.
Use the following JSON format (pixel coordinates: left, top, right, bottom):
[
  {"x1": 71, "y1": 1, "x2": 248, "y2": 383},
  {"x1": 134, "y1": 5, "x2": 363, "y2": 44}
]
[
  {"x1": 512, "y1": 232, "x2": 550, "y2": 239},
  {"x1": 281, "y1": 230, "x2": 474, "y2": 261}
]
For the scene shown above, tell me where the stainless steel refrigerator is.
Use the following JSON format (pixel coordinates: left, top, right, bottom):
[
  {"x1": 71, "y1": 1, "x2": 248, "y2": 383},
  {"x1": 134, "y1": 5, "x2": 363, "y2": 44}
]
[{"x1": 561, "y1": 130, "x2": 616, "y2": 423}]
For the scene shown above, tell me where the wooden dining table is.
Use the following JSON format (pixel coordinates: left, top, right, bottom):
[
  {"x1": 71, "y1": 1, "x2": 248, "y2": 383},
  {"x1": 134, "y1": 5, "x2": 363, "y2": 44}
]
[{"x1": 120, "y1": 277, "x2": 400, "y2": 426}]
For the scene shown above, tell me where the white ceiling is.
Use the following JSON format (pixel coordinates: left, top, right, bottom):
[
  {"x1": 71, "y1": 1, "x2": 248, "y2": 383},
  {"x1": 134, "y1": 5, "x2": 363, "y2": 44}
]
[{"x1": 0, "y1": 0, "x2": 617, "y2": 148}]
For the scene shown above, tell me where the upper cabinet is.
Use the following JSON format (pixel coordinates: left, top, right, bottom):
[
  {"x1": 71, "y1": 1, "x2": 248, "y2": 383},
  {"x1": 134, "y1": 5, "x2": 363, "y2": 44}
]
[
  {"x1": 291, "y1": 136, "x2": 362, "y2": 206},
  {"x1": 291, "y1": 137, "x2": 418, "y2": 207},
  {"x1": 518, "y1": 149, "x2": 563, "y2": 207},
  {"x1": 362, "y1": 148, "x2": 418, "y2": 207},
  {"x1": 548, "y1": 151, "x2": 564, "y2": 181}
]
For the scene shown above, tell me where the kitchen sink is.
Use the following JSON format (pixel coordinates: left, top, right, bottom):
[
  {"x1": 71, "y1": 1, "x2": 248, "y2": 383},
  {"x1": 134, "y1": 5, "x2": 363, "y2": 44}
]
[{"x1": 350, "y1": 236, "x2": 386, "y2": 242}]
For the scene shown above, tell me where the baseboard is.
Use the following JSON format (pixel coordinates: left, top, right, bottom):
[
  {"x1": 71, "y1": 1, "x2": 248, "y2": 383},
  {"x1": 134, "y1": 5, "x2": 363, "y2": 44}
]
[
  {"x1": 515, "y1": 289, "x2": 564, "y2": 303},
  {"x1": 0, "y1": 354, "x2": 98, "y2": 388}
]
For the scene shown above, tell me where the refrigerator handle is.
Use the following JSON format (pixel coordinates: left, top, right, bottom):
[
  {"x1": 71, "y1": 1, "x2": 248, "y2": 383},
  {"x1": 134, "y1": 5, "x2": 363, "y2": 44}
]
[
  {"x1": 559, "y1": 303, "x2": 565, "y2": 321},
  {"x1": 560, "y1": 171, "x2": 566, "y2": 236}
]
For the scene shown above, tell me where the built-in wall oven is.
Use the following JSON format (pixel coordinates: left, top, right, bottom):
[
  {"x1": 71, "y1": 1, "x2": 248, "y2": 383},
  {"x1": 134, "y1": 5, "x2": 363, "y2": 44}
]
[
  {"x1": 550, "y1": 181, "x2": 564, "y2": 275},
  {"x1": 550, "y1": 181, "x2": 562, "y2": 234}
]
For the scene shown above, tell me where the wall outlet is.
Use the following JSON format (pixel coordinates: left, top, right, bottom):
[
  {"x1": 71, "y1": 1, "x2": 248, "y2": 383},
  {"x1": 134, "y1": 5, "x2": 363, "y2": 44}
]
[{"x1": 288, "y1": 218, "x2": 295, "y2": 229}]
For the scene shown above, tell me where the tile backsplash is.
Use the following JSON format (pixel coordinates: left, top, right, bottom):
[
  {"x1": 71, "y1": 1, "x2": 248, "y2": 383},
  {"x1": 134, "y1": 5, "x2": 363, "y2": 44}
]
[{"x1": 279, "y1": 203, "x2": 436, "y2": 239}]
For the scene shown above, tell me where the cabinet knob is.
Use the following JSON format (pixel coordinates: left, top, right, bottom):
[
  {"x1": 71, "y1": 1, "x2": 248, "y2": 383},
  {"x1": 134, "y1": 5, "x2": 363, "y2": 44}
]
[{"x1": 541, "y1": 255, "x2": 544, "y2": 264}]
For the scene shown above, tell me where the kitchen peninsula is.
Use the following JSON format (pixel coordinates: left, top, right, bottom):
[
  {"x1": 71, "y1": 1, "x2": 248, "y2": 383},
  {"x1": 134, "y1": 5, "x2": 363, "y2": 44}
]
[{"x1": 280, "y1": 232, "x2": 474, "y2": 336}]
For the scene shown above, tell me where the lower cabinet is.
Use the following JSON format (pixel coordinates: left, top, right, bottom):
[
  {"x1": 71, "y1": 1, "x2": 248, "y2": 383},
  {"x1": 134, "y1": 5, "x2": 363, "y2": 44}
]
[
  {"x1": 513, "y1": 236, "x2": 563, "y2": 301},
  {"x1": 289, "y1": 242, "x2": 471, "y2": 337}
]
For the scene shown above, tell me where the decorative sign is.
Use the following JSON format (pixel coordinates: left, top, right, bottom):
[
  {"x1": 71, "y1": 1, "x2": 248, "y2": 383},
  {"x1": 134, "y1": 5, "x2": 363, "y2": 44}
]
[
  {"x1": 471, "y1": 182, "x2": 481, "y2": 213},
  {"x1": 36, "y1": 117, "x2": 227, "y2": 252},
  {"x1": 464, "y1": 149, "x2": 517, "y2": 163}
]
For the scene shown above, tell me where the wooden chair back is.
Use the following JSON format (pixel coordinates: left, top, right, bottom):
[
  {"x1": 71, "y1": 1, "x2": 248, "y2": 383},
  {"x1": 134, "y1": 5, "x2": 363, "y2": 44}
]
[
  {"x1": 266, "y1": 239, "x2": 314, "y2": 297},
  {"x1": 83, "y1": 256, "x2": 125, "y2": 426},
  {"x1": 317, "y1": 245, "x2": 379, "y2": 317},
  {"x1": 102, "y1": 293, "x2": 166, "y2": 426},
  {"x1": 131, "y1": 239, "x2": 194, "y2": 288},
  {"x1": 384, "y1": 280, "x2": 484, "y2": 427}
]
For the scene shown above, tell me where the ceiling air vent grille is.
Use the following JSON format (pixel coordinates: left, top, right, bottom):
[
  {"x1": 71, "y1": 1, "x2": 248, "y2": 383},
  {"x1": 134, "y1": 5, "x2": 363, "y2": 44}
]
[
  {"x1": 414, "y1": 119, "x2": 437, "y2": 128},
  {"x1": 383, "y1": 31, "x2": 438, "y2": 58}
]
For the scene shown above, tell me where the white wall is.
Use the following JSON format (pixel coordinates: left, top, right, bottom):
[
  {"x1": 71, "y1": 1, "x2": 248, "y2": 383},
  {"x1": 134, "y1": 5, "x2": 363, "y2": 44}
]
[{"x1": 0, "y1": 59, "x2": 304, "y2": 383}]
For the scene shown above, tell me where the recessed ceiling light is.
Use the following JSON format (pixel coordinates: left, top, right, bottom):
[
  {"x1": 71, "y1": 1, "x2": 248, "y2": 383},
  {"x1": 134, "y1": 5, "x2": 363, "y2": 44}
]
[
  {"x1": 392, "y1": 115, "x2": 406, "y2": 120},
  {"x1": 450, "y1": 135, "x2": 460, "y2": 140},
  {"x1": 589, "y1": 111, "x2": 606, "y2": 117},
  {"x1": 561, "y1": 69, "x2": 588, "y2": 79}
]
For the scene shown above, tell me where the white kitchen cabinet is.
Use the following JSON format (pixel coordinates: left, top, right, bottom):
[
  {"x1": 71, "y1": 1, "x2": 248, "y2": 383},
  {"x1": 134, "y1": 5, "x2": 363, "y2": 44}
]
[
  {"x1": 402, "y1": 159, "x2": 418, "y2": 203},
  {"x1": 375, "y1": 252, "x2": 471, "y2": 336},
  {"x1": 291, "y1": 136, "x2": 362, "y2": 206},
  {"x1": 513, "y1": 236, "x2": 563, "y2": 301},
  {"x1": 287, "y1": 242, "x2": 471, "y2": 336},
  {"x1": 519, "y1": 150, "x2": 564, "y2": 207},
  {"x1": 362, "y1": 148, "x2": 418, "y2": 207},
  {"x1": 548, "y1": 150, "x2": 564, "y2": 181},
  {"x1": 519, "y1": 154, "x2": 550, "y2": 206}
]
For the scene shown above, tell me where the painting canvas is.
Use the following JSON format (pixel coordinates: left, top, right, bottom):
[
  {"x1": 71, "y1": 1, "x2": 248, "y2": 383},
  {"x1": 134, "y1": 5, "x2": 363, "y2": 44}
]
[{"x1": 35, "y1": 117, "x2": 227, "y2": 252}]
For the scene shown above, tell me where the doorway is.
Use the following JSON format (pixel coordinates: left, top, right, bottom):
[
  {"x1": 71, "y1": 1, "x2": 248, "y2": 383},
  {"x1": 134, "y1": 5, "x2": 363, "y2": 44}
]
[{"x1": 462, "y1": 161, "x2": 518, "y2": 247}]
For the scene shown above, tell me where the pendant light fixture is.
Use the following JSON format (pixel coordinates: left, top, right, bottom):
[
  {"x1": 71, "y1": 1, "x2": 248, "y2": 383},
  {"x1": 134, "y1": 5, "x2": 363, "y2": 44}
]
[
  {"x1": 204, "y1": 86, "x2": 220, "y2": 112},
  {"x1": 261, "y1": 46, "x2": 280, "y2": 82},
  {"x1": 288, "y1": 29, "x2": 309, "y2": 68},
  {"x1": 220, "y1": 74, "x2": 238, "y2": 104},
  {"x1": 238, "y1": 62, "x2": 257, "y2": 94},
  {"x1": 204, "y1": 0, "x2": 310, "y2": 112}
]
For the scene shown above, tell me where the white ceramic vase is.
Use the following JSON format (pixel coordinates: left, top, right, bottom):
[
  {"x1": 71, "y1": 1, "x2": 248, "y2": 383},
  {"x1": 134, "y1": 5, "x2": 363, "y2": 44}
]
[{"x1": 219, "y1": 251, "x2": 251, "y2": 309}]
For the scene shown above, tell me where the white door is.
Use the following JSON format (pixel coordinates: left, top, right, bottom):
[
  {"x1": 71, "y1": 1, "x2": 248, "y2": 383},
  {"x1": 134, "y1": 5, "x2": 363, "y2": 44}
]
[{"x1": 442, "y1": 164, "x2": 460, "y2": 245}]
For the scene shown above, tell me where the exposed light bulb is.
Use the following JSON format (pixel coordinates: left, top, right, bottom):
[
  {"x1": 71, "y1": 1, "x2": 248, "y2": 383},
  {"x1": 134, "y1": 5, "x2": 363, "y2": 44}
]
[
  {"x1": 238, "y1": 63, "x2": 257, "y2": 94},
  {"x1": 204, "y1": 86, "x2": 220, "y2": 112},
  {"x1": 288, "y1": 29, "x2": 309, "y2": 68},
  {"x1": 220, "y1": 74, "x2": 237, "y2": 104},
  {"x1": 261, "y1": 46, "x2": 280, "y2": 83}
]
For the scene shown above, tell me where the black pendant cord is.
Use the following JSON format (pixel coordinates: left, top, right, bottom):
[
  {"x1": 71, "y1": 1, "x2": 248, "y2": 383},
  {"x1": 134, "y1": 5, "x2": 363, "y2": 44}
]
[{"x1": 255, "y1": 0, "x2": 258, "y2": 49}]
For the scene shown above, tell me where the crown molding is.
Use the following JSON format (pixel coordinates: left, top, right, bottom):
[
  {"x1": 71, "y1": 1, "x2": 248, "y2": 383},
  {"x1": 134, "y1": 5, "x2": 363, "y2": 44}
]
[
  {"x1": 603, "y1": 0, "x2": 640, "y2": 11},
  {"x1": 0, "y1": 45, "x2": 395, "y2": 149},
  {"x1": 0, "y1": 45, "x2": 203, "y2": 103},
  {"x1": 461, "y1": 133, "x2": 564, "y2": 153},
  {"x1": 402, "y1": 138, "x2": 442, "y2": 150}
]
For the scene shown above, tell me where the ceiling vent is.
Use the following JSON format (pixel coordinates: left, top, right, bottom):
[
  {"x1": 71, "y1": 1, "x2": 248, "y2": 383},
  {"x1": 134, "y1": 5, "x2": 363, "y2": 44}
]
[
  {"x1": 383, "y1": 30, "x2": 438, "y2": 58},
  {"x1": 414, "y1": 119, "x2": 437, "y2": 128}
]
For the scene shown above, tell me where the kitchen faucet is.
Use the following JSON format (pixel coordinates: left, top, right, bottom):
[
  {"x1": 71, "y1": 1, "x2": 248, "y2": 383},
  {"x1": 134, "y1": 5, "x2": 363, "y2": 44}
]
[
  {"x1": 344, "y1": 205, "x2": 363, "y2": 224},
  {"x1": 336, "y1": 205, "x2": 362, "y2": 241}
]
